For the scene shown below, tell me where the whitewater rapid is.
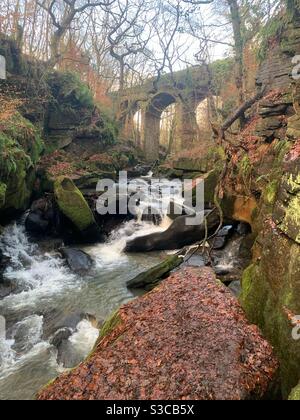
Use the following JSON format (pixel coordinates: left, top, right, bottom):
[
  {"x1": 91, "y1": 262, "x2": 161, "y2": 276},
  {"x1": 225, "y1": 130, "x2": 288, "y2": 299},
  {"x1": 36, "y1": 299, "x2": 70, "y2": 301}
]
[{"x1": 0, "y1": 212, "x2": 171, "y2": 399}]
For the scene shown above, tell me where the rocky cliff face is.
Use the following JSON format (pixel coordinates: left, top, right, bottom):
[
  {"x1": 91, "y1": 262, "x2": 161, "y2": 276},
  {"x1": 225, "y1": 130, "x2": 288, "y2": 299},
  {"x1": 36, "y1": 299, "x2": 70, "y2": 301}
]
[
  {"x1": 221, "y1": 22, "x2": 300, "y2": 398},
  {"x1": 0, "y1": 36, "x2": 123, "y2": 221}
]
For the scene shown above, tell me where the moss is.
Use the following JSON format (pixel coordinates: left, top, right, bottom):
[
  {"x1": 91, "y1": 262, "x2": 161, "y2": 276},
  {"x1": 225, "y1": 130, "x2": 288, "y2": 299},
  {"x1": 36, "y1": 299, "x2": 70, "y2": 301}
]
[
  {"x1": 0, "y1": 182, "x2": 7, "y2": 208},
  {"x1": 256, "y1": 16, "x2": 286, "y2": 62},
  {"x1": 0, "y1": 111, "x2": 44, "y2": 213},
  {"x1": 47, "y1": 71, "x2": 94, "y2": 110},
  {"x1": 1, "y1": 112, "x2": 44, "y2": 163},
  {"x1": 126, "y1": 255, "x2": 184, "y2": 289},
  {"x1": 54, "y1": 176, "x2": 96, "y2": 232},
  {"x1": 279, "y1": 194, "x2": 300, "y2": 244},
  {"x1": 240, "y1": 226, "x2": 300, "y2": 398},
  {"x1": 174, "y1": 146, "x2": 226, "y2": 173},
  {"x1": 238, "y1": 155, "x2": 252, "y2": 190},
  {"x1": 191, "y1": 168, "x2": 221, "y2": 205},
  {"x1": 98, "y1": 310, "x2": 122, "y2": 342},
  {"x1": 288, "y1": 383, "x2": 300, "y2": 400},
  {"x1": 240, "y1": 263, "x2": 268, "y2": 329},
  {"x1": 263, "y1": 180, "x2": 279, "y2": 206}
]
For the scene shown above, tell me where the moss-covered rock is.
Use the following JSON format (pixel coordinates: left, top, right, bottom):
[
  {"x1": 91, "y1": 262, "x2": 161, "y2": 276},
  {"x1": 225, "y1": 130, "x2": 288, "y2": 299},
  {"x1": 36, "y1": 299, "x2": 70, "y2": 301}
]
[
  {"x1": 0, "y1": 112, "x2": 44, "y2": 214},
  {"x1": 273, "y1": 163, "x2": 300, "y2": 244},
  {"x1": 126, "y1": 255, "x2": 184, "y2": 290},
  {"x1": 189, "y1": 168, "x2": 222, "y2": 207},
  {"x1": 286, "y1": 114, "x2": 300, "y2": 140},
  {"x1": 240, "y1": 221, "x2": 300, "y2": 398},
  {"x1": 54, "y1": 176, "x2": 97, "y2": 233},
  {"x1": 173, "y1": 146, "x2": 226, "y2": 173}
]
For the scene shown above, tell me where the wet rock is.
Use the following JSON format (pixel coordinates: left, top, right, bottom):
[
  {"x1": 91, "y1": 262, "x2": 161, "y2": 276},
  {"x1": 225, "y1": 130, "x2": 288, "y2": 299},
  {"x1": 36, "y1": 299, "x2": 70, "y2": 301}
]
[
  {"x1": 211, "y1": 225, "x2": 234, "y2": 250},
  {"x1": 236, "y1": 222, "x2": 251, "y2": 235},
  {"x1": 126, "y1": 255, "x2": 184, "y2": 290},
  {"x1": 25, "y1": 197, "x2": 59, "y2": 236},
  {"x1": 25, "y1": 211, "x2": 50, "y2": 234},
  {"x1": 286, "y1": 114, "x2": 300, "y2": 140},
  {"x1": 0, "y1": 249, "x2": 9, "y2": 273},
  {"x1": 228, "y1": 280, "x2": 242, "y2": 296},
  {"x1": 50, "y1": 327, "x2": 73, "y2": 348},
  {"x1": 59, "y1": 248, "x2": 94, "y2": 274},
  {"x1": 0, "y1": 281, "x2": 16, "y2": 299},
  {"x1": 255, "y1": 116, "x2": 285, "y2": 140},
  {"x1": 273, "y1": 162, "x2": 300, "y2": 244},
  {"x1": 125, "y1": 211, "x2": 220, "y2": 252},
  {"x1": 214, "y1": 266, "x2": 230, "y2": 276},
  {"x1": 50, "y1": 315, "x2": 100, "y2": 369},
  {"x1": 38, "y1": 267, "x2": 278, "y2": 400}
]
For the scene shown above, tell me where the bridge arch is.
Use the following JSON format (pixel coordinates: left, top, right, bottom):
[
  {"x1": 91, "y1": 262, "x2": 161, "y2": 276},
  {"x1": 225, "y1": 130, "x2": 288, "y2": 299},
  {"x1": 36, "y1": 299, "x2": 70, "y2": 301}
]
[
  {"x1": 115, "y1": 65, "x2": 213, "y2": 161},
  {"x1": 143, "y1": 92, "x2": 177, "y2": 161}
]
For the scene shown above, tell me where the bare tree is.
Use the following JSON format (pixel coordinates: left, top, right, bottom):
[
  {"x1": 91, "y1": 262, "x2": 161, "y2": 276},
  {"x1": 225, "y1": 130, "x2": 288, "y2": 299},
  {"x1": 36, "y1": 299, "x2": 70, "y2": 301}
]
[
  {"x1": 104, "y1": 0, "x2": 157, "y2": 92},
  {"x1": 36, "y1": 0, "x2": 115, "y2": 66}
]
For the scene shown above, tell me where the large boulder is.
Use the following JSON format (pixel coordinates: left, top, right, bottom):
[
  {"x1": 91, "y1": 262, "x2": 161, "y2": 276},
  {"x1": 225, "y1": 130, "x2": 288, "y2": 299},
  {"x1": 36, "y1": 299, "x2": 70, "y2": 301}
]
[
  {"x1": 38, "y1": 267, "x2": 278, "y2": 400},
  {"x1": 54, "y1": 176, "x2": 103, "y2": 243},
  {"x1": 125, "y1": 211, "x2": 220, "y2": 252},
  {"x1": 59, "y1": 248, "x2": 94, "y2": 274}
]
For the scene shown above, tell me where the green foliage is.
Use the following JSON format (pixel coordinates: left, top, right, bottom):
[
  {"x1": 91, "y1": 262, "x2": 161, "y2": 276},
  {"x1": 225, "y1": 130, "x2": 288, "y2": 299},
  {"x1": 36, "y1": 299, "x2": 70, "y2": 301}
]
[
  {"x1": 210, "y1": 58, "x2": 235, "y2": 96},
  {"x1": 238, "y1": 155, "x2": 253, "y2": 191},
  {"x1": 47, "y1": 71, "x2": 94, "y2": 110},
  {"x1": 98, "y1": 109, "x2": 119, "y2": 146},
  {"x1": 256, "y1": 17, "x2": 286, "y2": 62},
  {"x1": 1, "y1": 112, "x2": 44, "y2": 164}
]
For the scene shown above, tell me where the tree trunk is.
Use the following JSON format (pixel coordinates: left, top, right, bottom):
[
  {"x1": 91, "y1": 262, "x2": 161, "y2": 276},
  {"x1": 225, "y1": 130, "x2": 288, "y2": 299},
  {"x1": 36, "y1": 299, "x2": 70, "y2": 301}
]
[
  {"x1": 227, "y1": 0, "x2": 245, "y2": 126},
  {"x1": 119, "y1": 58, "x2": 125, "y2": 93}
]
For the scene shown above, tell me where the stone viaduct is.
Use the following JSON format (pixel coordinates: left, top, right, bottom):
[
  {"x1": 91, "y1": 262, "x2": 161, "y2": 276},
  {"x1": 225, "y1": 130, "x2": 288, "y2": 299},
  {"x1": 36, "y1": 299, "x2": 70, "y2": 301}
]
[{"x1": 113, "y1": 65, "x2": 212, "y2": 161}]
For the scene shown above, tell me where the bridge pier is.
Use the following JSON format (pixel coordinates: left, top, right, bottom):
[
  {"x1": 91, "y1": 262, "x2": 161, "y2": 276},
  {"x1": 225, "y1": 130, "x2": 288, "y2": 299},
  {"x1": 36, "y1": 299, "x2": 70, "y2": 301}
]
[
  {"x1": 174, "y1": 101, "x2": 199, "y2": 152},
  {"x1": 142, "y1": 109, "x2": 160, "y2": 162}
]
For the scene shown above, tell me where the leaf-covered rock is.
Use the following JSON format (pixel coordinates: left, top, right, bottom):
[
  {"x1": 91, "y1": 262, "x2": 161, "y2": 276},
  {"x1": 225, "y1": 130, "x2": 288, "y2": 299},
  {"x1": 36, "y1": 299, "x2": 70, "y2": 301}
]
[{"x1": 38, "y1": 267, "x2": 278, "y2": 400}]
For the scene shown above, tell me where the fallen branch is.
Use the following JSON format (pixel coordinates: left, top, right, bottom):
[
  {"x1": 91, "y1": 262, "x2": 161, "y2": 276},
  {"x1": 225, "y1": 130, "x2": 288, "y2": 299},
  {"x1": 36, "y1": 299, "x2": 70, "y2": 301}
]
[{"x1": 220, "y1": 87, "x2": 266, "y2": 139}]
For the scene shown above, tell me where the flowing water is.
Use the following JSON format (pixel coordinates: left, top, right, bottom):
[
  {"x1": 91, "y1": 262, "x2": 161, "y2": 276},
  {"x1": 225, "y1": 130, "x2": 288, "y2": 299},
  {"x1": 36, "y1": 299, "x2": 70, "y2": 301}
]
[{"x1": 0, "y1": 177, "x2": 184, "y2": 400}]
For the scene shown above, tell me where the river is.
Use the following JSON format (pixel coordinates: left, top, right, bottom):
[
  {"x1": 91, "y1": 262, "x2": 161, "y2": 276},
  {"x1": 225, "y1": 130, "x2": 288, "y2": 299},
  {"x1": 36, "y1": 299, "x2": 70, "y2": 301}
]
[{"x1": 0, "y1": 175, "x2": 245, "y2": 400}]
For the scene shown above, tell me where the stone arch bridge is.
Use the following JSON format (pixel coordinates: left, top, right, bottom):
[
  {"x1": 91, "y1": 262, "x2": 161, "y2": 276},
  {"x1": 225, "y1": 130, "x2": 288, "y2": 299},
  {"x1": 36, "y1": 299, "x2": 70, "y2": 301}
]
[{"x1": 113, "y1": 65, "x2": 212, "y2": 161}]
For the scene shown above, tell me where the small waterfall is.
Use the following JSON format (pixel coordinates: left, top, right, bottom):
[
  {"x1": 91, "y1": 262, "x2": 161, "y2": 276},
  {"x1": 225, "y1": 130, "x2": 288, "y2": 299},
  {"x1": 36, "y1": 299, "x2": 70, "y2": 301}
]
[
  {"x1": 214, "y1": 236, "x2": 244, "y2": 272},
  {"x1": 0, "y1": 223, "x2": 80, "y2": 311}
]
